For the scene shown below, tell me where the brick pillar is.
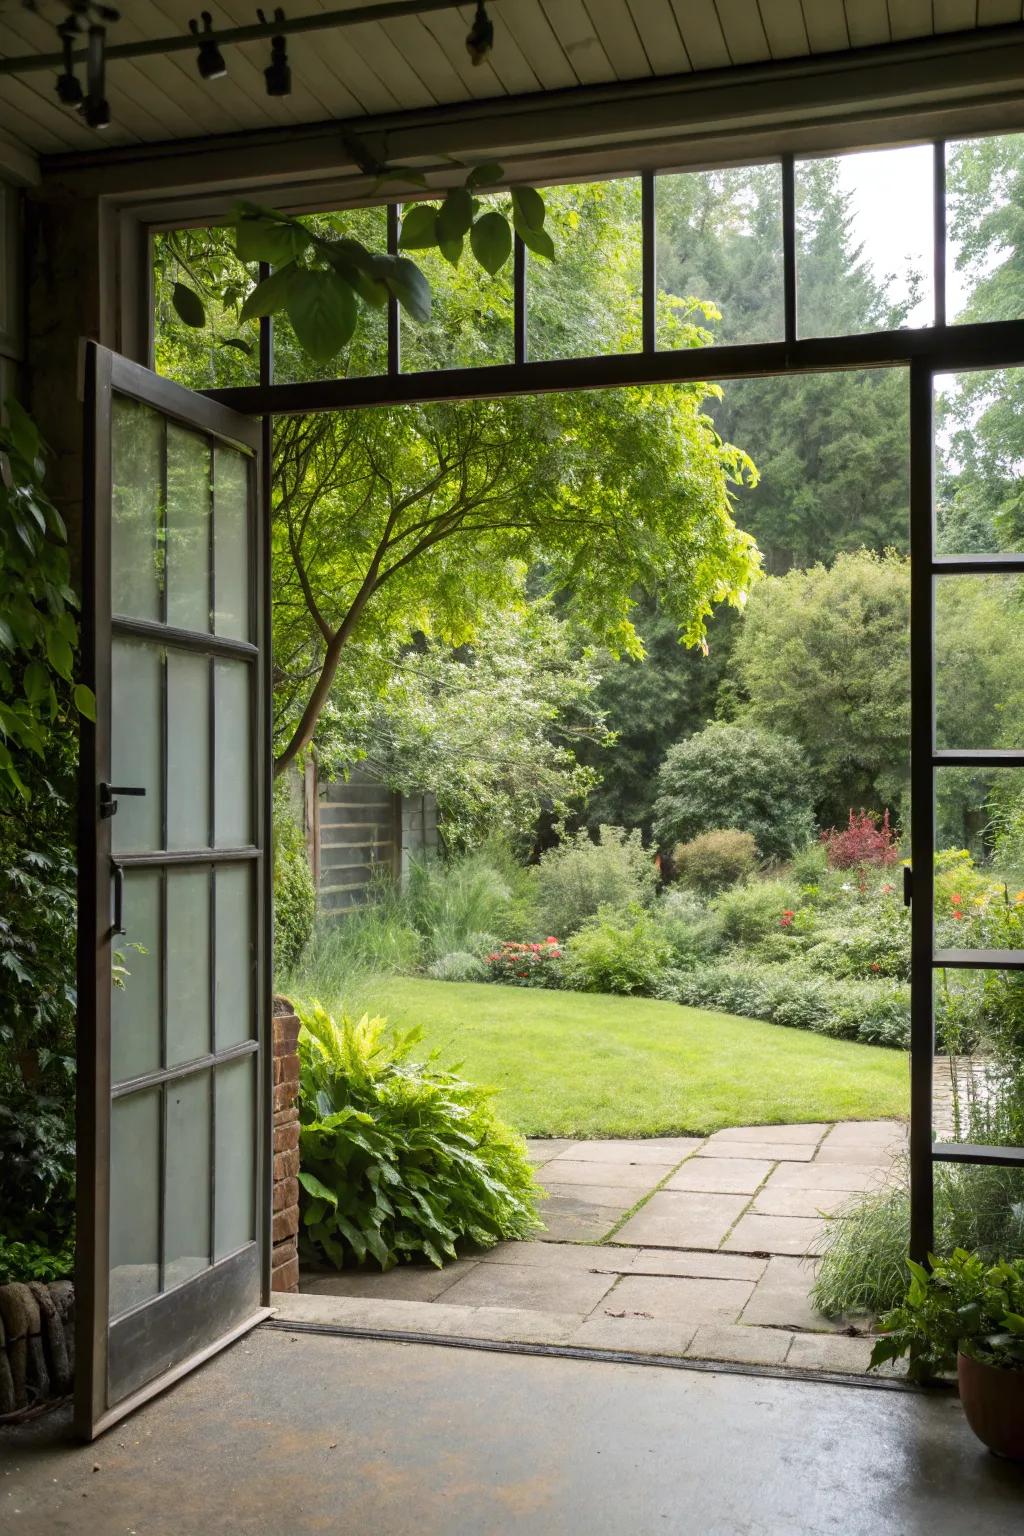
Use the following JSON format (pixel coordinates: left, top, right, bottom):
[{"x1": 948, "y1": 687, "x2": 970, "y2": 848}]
[{"x1": 271, "y1": 997, "x2": 301, "y2": 1294}]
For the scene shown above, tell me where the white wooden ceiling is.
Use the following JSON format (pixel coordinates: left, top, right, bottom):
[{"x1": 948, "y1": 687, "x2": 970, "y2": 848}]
[{"x1": 0, "y1": 0, "x2": 1020, "y2": 162}]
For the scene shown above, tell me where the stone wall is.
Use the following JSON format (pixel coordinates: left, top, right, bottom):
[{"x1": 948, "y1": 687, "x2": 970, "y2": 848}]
[
  {"x1": 0, "y1": 1280, "x2": 74, "y2": 1417},
  {"x1": 271, "y1": 997, "x2": 301, "y2": 1294}
]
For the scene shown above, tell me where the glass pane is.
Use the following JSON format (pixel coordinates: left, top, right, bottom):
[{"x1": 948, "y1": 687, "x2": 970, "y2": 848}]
[
  {"x1": 796, "y1": 145, "x2": 933, "y2": 338},
  {"x1": 111, "y1": 869, "x2": 162, "y2": 1085},
  {"x1": 166, "y1": 651, "x2": 210, "y2": 851},
  {"x1": 934, "y1": 969, "x2": 1024, "y2": 1149},
  {"x1": 215, "y1": 864, "x2": 254, "y2": 1049},
  {"x1": 164, "y1": 1071, "x2": 212, "y2": 1289},
  {"x1": 165, "y1": 423, "x2": 211, "y2": 633},
  {"x1": 152, "y1": 227, "x2": 260, "y2": 390},
  {"x1": 109, "y1": 1088, "x2": 161, "y2": 1318},
  {"x1": 111, "y1": 395, "x2": 163, "y2": 621},
  {"x1": 215, "y1": 1056, "x2": 256, "y2": 1260},
  {"x1": 274, "y1": 206, "x2": 388, "y2": 383},
  {"x1": 934, "y1": 766, "x2": 1024, "y2": 940},
  {"x1": 111, "y1": 638, "x2": 162, "y2": 854},
  {"x1": 400, "y1": 193, "x2": 513, "y2": 372},
  {"x1": 946, "y1": 133, "x2": 1024, "y2": 326},
  {"x1": 528, "y1": 178, "x2": 641, "y2": 362},
  {"x1": 931, "y1": 1162, "x2": 1024, "y2": 1262},
  {"x1": 166, "y1": 866, "x2": 211, "y2": 1066},
  {"x1": 934, "y1": 574, "x2": 1024, "y2": 751},
  {"x1": 934, "y1": 368, "x2": 1024, "y2": 556},
  {"x1": 214, "y1": 659, "x2": 252, "y2": 847},
  {"x1": 656, "y1": 163, "x2": 784, "y2": 348},
  {"x1": 213, "y1": 446, "x2": 250, "y2": 641}
]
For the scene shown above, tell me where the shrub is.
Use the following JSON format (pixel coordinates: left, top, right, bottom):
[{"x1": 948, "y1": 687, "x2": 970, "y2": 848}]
[
  {"x1": 653, "y1": 888, "x2": 725, "y2": 970},
  {"x1": 563, "y1": 905, "x2": 672, "y2": 996},
  {"x1": 427, "y1": 951, "x2": 488, "y2": 982},
  {"x1": 0, "y1": 1086, "x2": 76, "y2": 1254},
  {"x1": 790, "y1": 841, "x2": 829, "y2": 884},
  {"x1": 820, "y1": 808, "x2": 901, "y2": 870},
  {"x1": 405, "y1": 848, "x2": 528, "y2": 958},
  {"x1": 534, "y1": 825, "x2": 656, "y2": 938},
  {"x1": 713, "y1": 879, "x2": 803, "y2": 945},
  {"x1": 803, "y1": 899, "x2": 910, "y2": 982},
  {"x1": 273, "y1": 788, "x2": 316, "y2": 973},
  {"x1": 653, "y1": 723, "x2": 815, "y2": 861},
  {"x1": 0, "y1": 1233, "x2": 75, "y2": 1287},
  {"x1": 673, "y1": 828, "x2": 758, "y2": 894},
  {"x1": 677, "y1": 959, "x2": 909, "y2": 1048},
  {"x1": 297, "y1": 1004, "x2": 541, "y2": 1269},
  {"x1": 485, "y1": 938, "x2": 564, "y2": 988}
]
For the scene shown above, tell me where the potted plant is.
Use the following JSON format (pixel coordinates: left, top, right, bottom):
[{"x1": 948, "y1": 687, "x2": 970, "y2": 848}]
[{"x1": 869, "y1": 1248, "x2": 1024, "y2": 1460}]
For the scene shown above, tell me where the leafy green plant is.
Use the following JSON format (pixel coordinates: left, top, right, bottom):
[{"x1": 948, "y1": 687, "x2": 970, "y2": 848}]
[
  {"x1": 869, "y1": 1250, "x2": 1024, "y2": 1382},
  {"x1": 677, "y1": 958, "x2": 910, "y2": 1047},
  {"x1": 297, "y1": 1003, "x2": 541, "y2": 1269},
  {"x1": 673, "y1": 828, "x2": 758, "y2": 893},
  {"x1": 713, "y1": 878, "x2": 804, "y2": 945},
  {"x1": 0, "y1": 1086, "x2": 75, "y2": 1252},
  {"x1": 484, "y1": 938, "x2": 564, "y2": 988},
  {"x1": 273, "y1": 784, "x2": 316, "y2": 973},
  {"x1": 651, "y1": 888, "x2": 725, "y2": 971},
  {"x1": 427, "y1": 950, "x2": 488, "y2": 983},
  {"x1": 0, "y1": 1232, "x2": 75, "y2": 1287},
  {"x1": 563, "y1": 905, "x2": 672, "y2": 997},
  {"x1": 534, "y1": 825, "x2": 657, "y2": 939}
]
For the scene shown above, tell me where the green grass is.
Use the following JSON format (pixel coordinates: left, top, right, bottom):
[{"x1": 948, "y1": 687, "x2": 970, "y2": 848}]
[{"x1": 314, "y1": 976, "x2": 908, "y2": 1138}]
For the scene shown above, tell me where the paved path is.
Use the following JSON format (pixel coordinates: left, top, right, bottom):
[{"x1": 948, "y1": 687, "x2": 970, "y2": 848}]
[{"x1": 284, "y1": 1119, "x2": 907, "y2": 1375}]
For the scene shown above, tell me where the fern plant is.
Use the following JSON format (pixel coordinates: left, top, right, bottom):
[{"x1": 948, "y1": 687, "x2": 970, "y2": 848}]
[{"x1": 297, "y1": 1003, "x2": 541, "y2": 1270}]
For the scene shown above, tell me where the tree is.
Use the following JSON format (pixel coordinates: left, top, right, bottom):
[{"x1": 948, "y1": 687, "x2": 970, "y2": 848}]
[{"x1": 652, "y1": 722, "x2": 814, "y2": 860}]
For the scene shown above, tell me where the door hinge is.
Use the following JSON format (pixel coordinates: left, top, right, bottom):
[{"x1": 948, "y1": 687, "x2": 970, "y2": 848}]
[
  {"x1": 903, "y1": 864, "x2": 913, "y2": 908},
  {"x1": 100, "y1": 783, "x2": 147, "y2": 819}
]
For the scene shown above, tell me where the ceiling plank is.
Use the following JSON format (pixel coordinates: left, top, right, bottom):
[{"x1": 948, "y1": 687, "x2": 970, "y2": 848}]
[
  {"x1": 209, "y1": 0, "x2": 342, "y2": 123},
  {"x1": 577, "y1": 0, "x2": 651, "y2": 79},
  {"x1": 800, "y1": 0, "x2": 850, "y2": 53},
  {"x1": 500, "y1": 0, "x2": 579, "y2": 87},
  {"x1": 537, "y1": 0, "x2": 617, "y2": 84},
  {"x1": 419, "y1": 7, "x2": 510, "y2": 97},
  {"x1": 758, "y1": 0, "x2": 810, "y2": 59},
  {"x1": 668, "y1": 0, "x2": 731, "y2": 69},
  {"x1": 377, "y1": 14, "x2": 474, "y2": 100},
  {"x1": 454, "y1": 3, "x2": 541, "y2": 93},
  {"x1": 145, "y1": 0, "x2": 289, "y2": 125},
  {"x1": 302, "y1": 2, "x2": 433, "y2": 111},
  {"x1": 0, "y1": 75, "x2": 91, "y2": 154},
  {"x1": 888, "y1": 0, "x2": 935, "y2": 42},
  {"x1": 934, "y1": 0, "x2": 982, "y2": 30},
  {"x1": 843, "y1": 0, "x2": 891, "y2": 47},
  {"x1": 714, "y1": 0, "x2": 770, "y2": 64},
  {"x1": 625, "y1": 0, "x2": 692, "y2": 74},
  {"x1": 978, "y1": 0, "x2": 1023, "y2": 22}
]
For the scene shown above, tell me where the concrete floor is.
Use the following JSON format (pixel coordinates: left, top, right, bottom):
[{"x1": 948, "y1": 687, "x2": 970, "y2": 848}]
[{"x1": 2, "y1": 1327, "x2": 1022, "y2": 1535}]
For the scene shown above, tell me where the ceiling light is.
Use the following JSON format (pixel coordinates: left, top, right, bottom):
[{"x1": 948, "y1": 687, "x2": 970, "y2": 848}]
[
  {"x1": 82, "y1": 22, "x2": 110, "y2": 129},
  {"x1": 190, "y1": 11, "x2": 227, "y2": 80},
  {"x1": 54, "y1": 16, "x2": 83, "y2": 107},
  {"x1": 465, "y1": 1, "x2": 493, "y2": 66},
  {"x1": 259, "y1": 8, "x2": 291, "y2": 97}
]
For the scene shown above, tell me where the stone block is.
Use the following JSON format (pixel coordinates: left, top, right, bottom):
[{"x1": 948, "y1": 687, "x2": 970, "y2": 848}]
[
  {"x1": 538, "y1": 1158, "x2": 671, "y2": 1190},
  {"x1": 785, "y1": 1332, "x2": 877, "y2": 1374},
  {"x1": 604, "y1": 1274, "x2": 754, "y2": 1326},
  {"x1": 272, "y1": 1205, "x2": 299, "y2": 1244},
  {"x1": 28, "y1": 1281, "x2": 71, "y2": 1396},
  {"x1": 438, "y1": 1259, "x2": 617, "y2": 1317},
  {"x1": 665, "y1": 1157, "x2": 774, "y2": 1195},
  {"x1": 685, "y1": 1323, "x2": 796, "y2": 1367},
  {"x1": 273, "y1": 1145, "x2": 300, "y2": 1182},
  {"x1": 723, "y1": 1213, "x2": 827, "y2": 1257},
  {"x1": 273, "y1": 1081, "x2": 298, "y2": 1114},
  {"x1": 273, "y1": 1119, "x2": 300, "y2": 1154},
  {"x1": 613, "y1": 1190, "x2": 748, "y2": 1249},
  {"x1": 273, "y1": 1052, "x2": 300, "y2": 1087},
  {"x1": 273, "y1": 1175, "x2": 299, "y2": 1213},
  {"x1": 271, "y1": 1253, "x2": 300, "y2": 1295},
  {"x1": 274, "y1": 1104, "x2": 300, "y2": 1129}
]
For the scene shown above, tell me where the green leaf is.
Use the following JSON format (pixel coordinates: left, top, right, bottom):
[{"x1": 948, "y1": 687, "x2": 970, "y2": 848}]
[
  {"x1": 239, "y1": 262, "x2": 297, "y2": 321},
  {"x1": 285, "y1": 270, "x2": 358, "y2": 363},
  {"x1": 466, "y1": 162, "x2": 504, "y2": 189},
  {"x1": 234, "y1": 210, "x2": 311, "y2": 266},
  {"x1": 171, "y1": 282, "x2": 206, "y2": 328},
  {"x1": 45, "y1": 630, "x2": 73, "y2": 682},
  {"x1": 437, "y1": 188, "x2": 474, "y2": 245},
  {"x1": 438, "y1": 235, "x2": 463, "y2": 267},
  {"x1": 73, "y1": 683, "x2": 96, "y2": 722},
  {"x1": 4, "y1": 399, "x2": 41, "y2": 465},
  {"x1": 470, "y1": 211, "x2": 512, "y2": 275},
  {"x1": 513, "y1": 213, "x2": 555, "y2": 261},
  {"x1": 510, "y1": 186, "x2": 546, "y2": 232},
  {"x1": 297, "y1": 1170, "x2": 339, "y2": 1208},
  {"x1": 383, "y1": 257, "x2": 432, "y2": 324},
  {"x1": 23, "y1": 661, "x2": 49, "y2": 705},
  {"x1": 218, "y1": 338, "x2": 254, "y2": 356},
  {"x1": 398, "y1": 204, "x2": 440, "y2": 251}
]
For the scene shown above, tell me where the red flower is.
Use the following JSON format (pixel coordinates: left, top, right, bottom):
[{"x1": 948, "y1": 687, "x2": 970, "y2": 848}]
[
  {"x1": 870, "y1": 961, "x2": 881, "y2": 972},
  {"x1": 952, "y1": 911, "x2": 964, "y2": 921},
  {"x1": 546, "y1": 937, "x2": 559, "y2": 945},
  {"x1": 951, "y1": 893, "x2": 963, "y2": 907}
]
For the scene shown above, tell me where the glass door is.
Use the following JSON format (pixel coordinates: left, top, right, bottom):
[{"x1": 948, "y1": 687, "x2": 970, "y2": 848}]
[
  {"x1": 76, "y1": 345, "x2": 271, "y2": 1439},
  {"x1": 908, "y1": 357, "x2": 1024, "y2": 1263}
]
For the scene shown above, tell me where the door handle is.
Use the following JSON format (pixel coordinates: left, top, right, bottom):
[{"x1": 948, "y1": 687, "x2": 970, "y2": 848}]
[
  {"x1": 100, "y1": 782, "x2": 147, "y2": 819},
  {"x1": 112, "y1": 859, "x2": 125, "y2": 936},
  {"x1": 903, "y1": 865, "x2": 912, "y2": 908}
]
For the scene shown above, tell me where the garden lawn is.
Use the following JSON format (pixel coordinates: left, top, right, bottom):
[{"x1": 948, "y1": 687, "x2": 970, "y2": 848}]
[{"x1": 340, "y1": 977, "x2": 908, "y2": 1138}]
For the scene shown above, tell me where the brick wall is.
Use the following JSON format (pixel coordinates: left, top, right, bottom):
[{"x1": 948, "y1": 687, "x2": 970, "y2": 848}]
[{"x1": 271, "y1": 997, "x2": 301, "y2": 1294}]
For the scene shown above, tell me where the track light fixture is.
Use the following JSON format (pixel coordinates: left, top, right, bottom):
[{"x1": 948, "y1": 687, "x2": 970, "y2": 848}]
[
  {"x1": 190, "y1": 11, "x2": 227, "y2": 80},
  {"x1": 82, "y1": 21, "x2": 110, "y2": 129},
  {"x1": 258, "y1": 8, "x2": 291, "y2": 97},
  {"x1": 465, "y1": 0, "x2": 493, "y2": 66},
  {"x1": 54, "y1": 15, "x2": 83, "y2": 106}
]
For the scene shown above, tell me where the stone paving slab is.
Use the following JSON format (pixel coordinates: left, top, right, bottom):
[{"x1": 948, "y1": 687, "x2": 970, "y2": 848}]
[
  {"x1": 525, "y1": 1138, "x2": 579, "y2": 1166},
  {"x1": 538, "y1": 1200, "x2": 628, "y2": 1243},
  {"x1": 538, "y1": 1158, "x2": 672, "y2": 1189},
  {"x1": 626, "y1": 1248, "x2": 767, "y2": 1283},
  {"x1": 762, "y1": 1160, "x2": 893, "y2": 1192},
  {"x1": 302, "y1": 1262, "x2": 477, "y2": 1303},
  {"x1": 785, "y1": 1332, "x2": 878, "y2": 1374},
  {"x1": 751, "y1": 1185, "x2": 856, "y2": 1219},
  {"x1": 738, "y1": 1256, "x2": 839, "y2": 1332},
  {"x1": 606, "y1": 1274, "x2": 755, "y2": 1325},
  {"x1": 614, "y1": 1190, "x2": 749, "y2": 1249},
  {"x1": 712, "y1": 1123, "x2": 828, "y2": 1145},
  {"x1": 724, "y1": 1213, "x2": 827, "y2": 1257},
  {"x1": 569, "y1": 1314, "x2": 697, "y2": 1356},
  {"x1": 698, "y1": 1138, "x2": 818, "y2": 1162},
  {"x1": 685, "y1": 1323, "x2": 796, "y2": 1367},
  {"x1": 437, "y1": 1258, "x2": 618, "y2": 1315},
  {"x1": 476, "y1": 1240, "x2": 638, "y2": 1272},
  {"x1": 547, "y1": 1137, "x2": 705, "y2": 1164},
  {"x1": 665, "y1": 1156, "x2": 774, "y2": 1195},
  {"x1": 822, "y1": 1120, "x2": 905, "y2": 1143},
  {"x1": 814, "y1": 1141, "x2": 902, "y2": 1166}
]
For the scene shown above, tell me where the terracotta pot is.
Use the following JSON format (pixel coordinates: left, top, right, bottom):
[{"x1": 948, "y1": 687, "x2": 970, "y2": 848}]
[{"x1": 957, "y1": 1352, "x2": 1024, "y2": 1460}]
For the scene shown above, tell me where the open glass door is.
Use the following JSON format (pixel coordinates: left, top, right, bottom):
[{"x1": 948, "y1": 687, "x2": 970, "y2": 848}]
[
  {"x1": 75, "y1": 344, "x2": 271, "y2": 1439},
  {"x1": 908, "y1": 357, "x2": 1024, "y2": 1263}
]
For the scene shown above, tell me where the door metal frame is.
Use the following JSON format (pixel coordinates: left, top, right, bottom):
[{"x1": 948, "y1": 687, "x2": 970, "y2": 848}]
[{"x1": 76, "y1": 344, "x2": 273, "y2": 1440}]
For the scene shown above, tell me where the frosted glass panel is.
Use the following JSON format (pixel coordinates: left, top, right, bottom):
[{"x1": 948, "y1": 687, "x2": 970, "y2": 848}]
[
  {"x1": 111, "y1": 395, "x2": 163, "y2": 621},
  {"x1": 213, "y1": 446, "x2": 249, "y2": 640},
  {"x1": 166, "y1": 866, "x2": 211, "y2": 1066},
  {"x1": 111, "y1": 869, "x2": 162, "y2": 1085},
  {"x1": 214, "y1": 660, "x2": 251, "y2": 847},
  {"x1": 164, "y1": 1071, "x2": 211, "y2": 1289},
  {"x1": 166, "y1": 423, "x2": 211, "y2": 633},
  {"x1": 166, "y1": 650, "x2": 210, "y2": 850},
  {"x1": 215, "y1": 1057, "x2": 255, "y2": 1259},
  {"x1": 109, "y1": 1089, "x2": 161, "y2": 1318},
  {"x1": 111, "y1": 638, "x2": 162, "y2": 854},
  {"x1": 215, "y1": 865, "x2": 254, "y2": 1049}
]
